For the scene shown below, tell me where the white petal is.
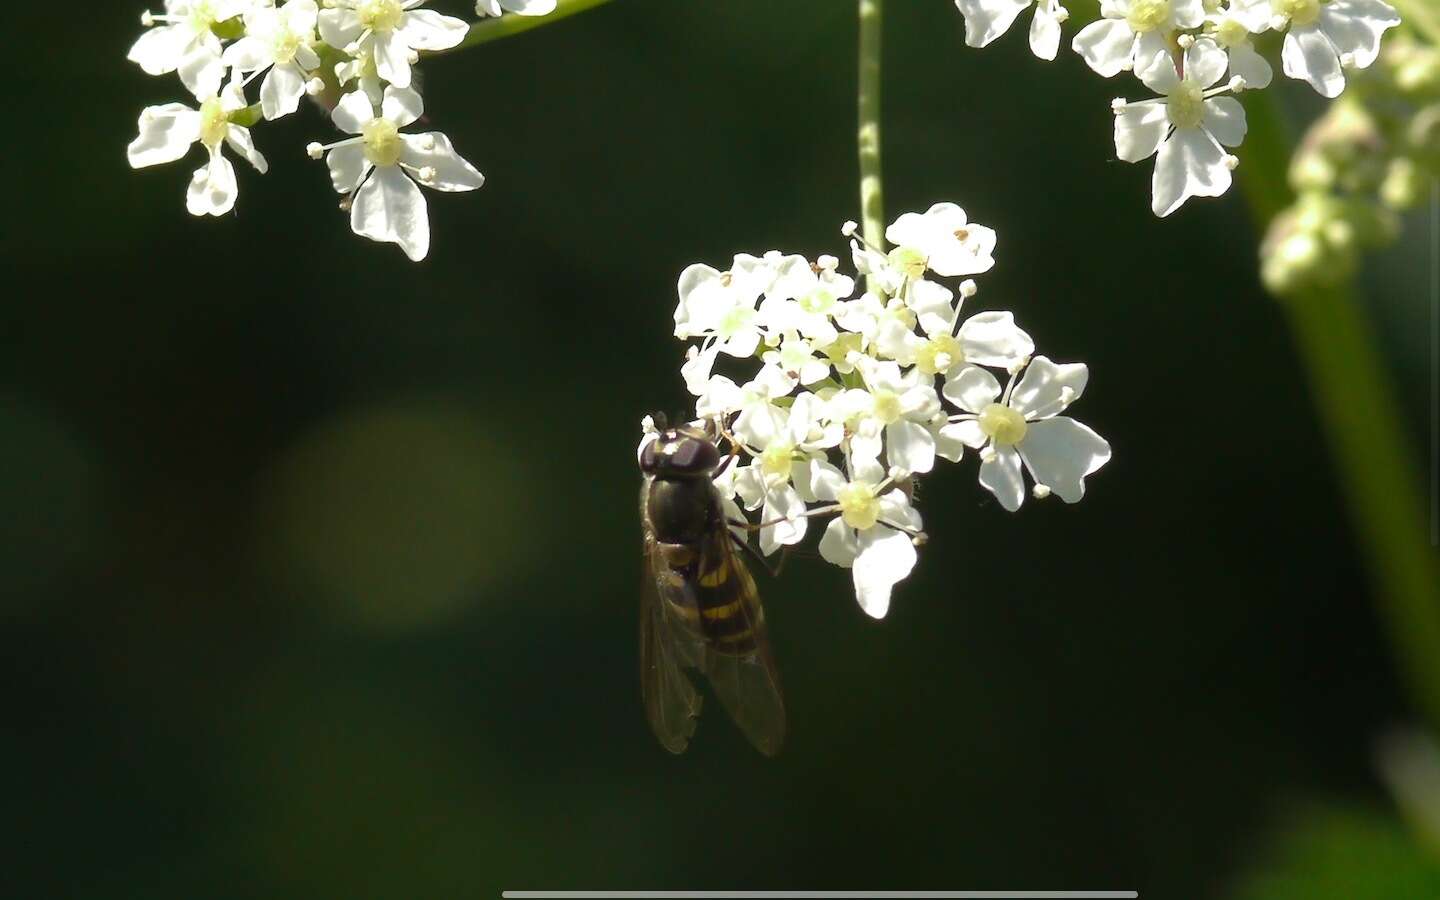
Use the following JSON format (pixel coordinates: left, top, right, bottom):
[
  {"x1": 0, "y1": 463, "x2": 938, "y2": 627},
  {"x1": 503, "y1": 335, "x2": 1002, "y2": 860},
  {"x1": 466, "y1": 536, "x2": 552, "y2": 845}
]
[
  {"x1": 1227, "y1": 42, "x2": 1273, "y2": 89},
  {"x1": 681, "y1": 347, "x2": 720, "y2": 397},
  {"x1": 1203, "y1": 96, "x2": 1247, "y2": 148},
  {"x1": 1185, "y1": 38, "x2": 1230, "y2": 88},
  {"x1": 759, "y1": 486, "x2": 808, "y2": 556},
  {"x1": 128, "y1": 24, "x2": 191, "y2": 75},
  {"x1": 326, "y1": 144, "x2": 370, "y2": 192},
  {"x1": 958, "y1": 311, "x2": 1035, "y2": 368},
  {"x1": 1318, "y1": 0, "x2": 1400, "y2": 71},
  {"x1": 318, "y1": 8, "x2": 363, "y2": 49},
  {"x1": 177, "y1": 44, "x2": 224, "y2": 100},
  {"x1": 1173, "y1": 0, "x2": 1207, "y2": 27},
  {"x1": 222, "y1": 36, "x2": 271, "y2": 72},
  {"x1": 934, "y1": 424, "x2": 967, "y2": 461},
  {"x1": 1282, "y1": 25, "x2": 1345, "y2": 98},
  {"x1": 259, "y1": 63, "x2": 305, "y2": 120},
  {"x1": 502, "y1": 0, "x2": 559, "y2": 12},
  {"x1": 382, "y1": 85, "x2": 425, "y2": 128},
  {"x1": 954, "y1": 0, "x2": 1032, "y2": 48},
  {"x1": 351, "y1": 165, "x2": 430, "y2": 261},
  {"x1": 1113, "y1": 99, "x2": 1169, "y2": 163},
  {"x1": 852, "y1": 526, "x2": 916, "y2": 619},
  {"x1": 808, "y1": 459, "x2": 848, "y2": 503},
  {"x1": 1136, "y1": 42, "x2": 1181, "y2": 93},
  {"x1": 733, "y1": 401, "x2": 783, "y2": 449},
  {"x1": 185, "y1": 151, "x2": 238, "y2": 217},
  {"x1": 941, "y1": 419, "x2": 988, "y2": 449},
  {"x1": 1151, "y1": 126, "x2": 1231, "y2": 218},
  {"x1": 733, "y1": 465, "x2": 766, "y2": 511},
  {"x1": 371, "y1": 32, "x2": 413, "y2": 89},
  {"x1": 332, "y1": 89, "x2": 376, "y2": 134},
  {"x1": 886, "y1": 420, "x2": 936, "y2": 474},
  {"x1": 942, "y1": 366, "x2": 1001, "y2": 413},
  {"x1": 400, "y1": 132, "x2": 484, "y2": 192},
  {"x1": 1017, "y1": 417, "x2": 1111, "y2": 503},
  {"x1": 929, "y1": 223, "x2": 996, "y2": 277},
  {"x1": 1009, "y1": 356, "x2": 1088, "y2": 419},
  {"x1": 1028, "y1": 1, "x2": 1063, "y2": 60},
  {"x1": 397, "y1": 9, "x2": 470, "y2": 50},
  {"x1": 223, "y1": 126, "x2": 268, "y2": 173},
  {"x1": 819, "y1": 517, "x2": 858, "y2": 568},
  {"x1": 1072, "y1": 19, "x2": 1138, "y2": 78},
  {"x1": 127, "y1": 104, "x2": 200, "y2": 168},
  {"x1": 978, "y1": 445, "x2": 1026, "y2": 512}
]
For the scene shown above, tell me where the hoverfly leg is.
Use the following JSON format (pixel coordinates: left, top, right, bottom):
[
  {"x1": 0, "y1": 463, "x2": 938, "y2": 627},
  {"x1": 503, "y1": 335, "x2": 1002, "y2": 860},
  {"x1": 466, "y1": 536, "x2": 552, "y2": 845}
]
[{"x1": 727, "y1": 531, "x2": 790, "y2": 578}]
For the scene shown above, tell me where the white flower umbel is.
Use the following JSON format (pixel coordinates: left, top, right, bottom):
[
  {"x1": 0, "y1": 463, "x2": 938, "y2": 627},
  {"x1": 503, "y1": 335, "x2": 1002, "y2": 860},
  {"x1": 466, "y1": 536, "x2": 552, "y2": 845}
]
[
  {"x1": 941, "y1": 358, "x2": 1111, "y2": 512},
  {"x1": 953, "y1": 0, "x2": 1070, "y2": 60},
  {"x1": 222, "y1": 0, "x2": 321, "y2": 120},
  {"x1": 810, "y1": 457, "x2": 924, "y2": 619},
  {"x1": 1072, "y1": 0, "x2": 1206, "y2": 78},
  {"x1": 129, "y1": 0, "x2": 251, "y2": 99},
  {"x1": 660, "y1": 208, "x2": 1108, "y2": 617},
  {"x1": 127, "y1": 76, "x2": 268, "y2": 216},
  {"x1": 1231, "y1": 0, "x2": 1400, "y2": 98},
  {"x1": 476, "y1": 0, "x2": 558, "y2": 15},
  {"x1": 1205, "y1": 2, "x2": 1274, "y2": 89},
  {"x1": 318, "y1": 0, "x2": 468, "y2": 90},
  {"x1": 1112, "y1": 39, "x2": 1248, "y2": 217},
  {"x1": 312, "y1": 87, "x2": 485, "y2": 261}
]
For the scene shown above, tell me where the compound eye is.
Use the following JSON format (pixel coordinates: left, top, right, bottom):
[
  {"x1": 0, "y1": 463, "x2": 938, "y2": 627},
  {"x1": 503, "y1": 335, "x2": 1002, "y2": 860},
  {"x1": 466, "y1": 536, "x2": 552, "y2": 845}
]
[
  {"x1": 670, "y1": 437, "x2": 720, "y2": 473},
  {"x1": 638, "y1": 437, "x2": 659, "y2": 473}
]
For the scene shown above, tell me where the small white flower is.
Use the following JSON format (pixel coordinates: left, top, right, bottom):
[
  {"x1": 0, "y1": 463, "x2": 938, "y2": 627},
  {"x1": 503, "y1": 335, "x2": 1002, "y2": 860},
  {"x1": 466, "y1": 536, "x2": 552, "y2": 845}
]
[
  {"x1": 335, "y1": 47, "x2": 385, "y2": 107},
  {"x1": 761, "y1": 333, "x2": 833, "y2": 392},
  {"x1": 954, "y1": 0, "x2": 1070, "y2": 60},
  {"x1": 1112, "y1": 38, "x2": 1247, "y2": 217},
  {"x1": 941, "y1": 357, "x2": 1111, "y2": 512},
  {"x1": 475, "y1": 0, "x2": 557, "y2": 15},
  {"x1": 128, "y1": 0, "x2": 250, "y2": 99},
  {"x1": 839, "y1": 359, "x2": 943, "y2": 474},
  {"x1": 759, "y1": 255, "x2": 855, "y2": 346},
  {"x1": 222, "y1": 0, "x2": 321, "y2": 120},
  {"x1": 731, "y1": 398, "x2": 835, "y2": 556},
  {"x1": 1204, "y1": 2, "x2": 1273, "y2": 89},
  {"x1": 318, "y1": 0, "x2": 469, "y2": 90},
  {"x1": 674, "y1": 260, "x2": 769, "y2": 356},
  {"x1": 1231, "y1": 0, "x2": 1400, "y2": 98},
  {"x1": 315, "y1": 87, "x2": 485, "y2": 261},
  {"x1": 1072, "y1": 0, "x2": 1206, "y2": 78},
  {"x1": 127, "y1": 76, "x2": 268, "y2": 217},
  {"x1": 877, "y1": 300, "x2": 1034, "y2": 378},
  {"x1": 810, "y1": 456, "x2": 924, "y2": 619},
  {"x1": 884, "y1": 203, "x2": 997, "y2": 279}
]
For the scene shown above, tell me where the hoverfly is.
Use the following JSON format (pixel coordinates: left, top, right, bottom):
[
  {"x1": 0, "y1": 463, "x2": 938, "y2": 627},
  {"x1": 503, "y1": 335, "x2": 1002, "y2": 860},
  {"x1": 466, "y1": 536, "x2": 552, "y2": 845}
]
[{"x1": 638, "y1": 416, "x2": 785, "y2": 756}]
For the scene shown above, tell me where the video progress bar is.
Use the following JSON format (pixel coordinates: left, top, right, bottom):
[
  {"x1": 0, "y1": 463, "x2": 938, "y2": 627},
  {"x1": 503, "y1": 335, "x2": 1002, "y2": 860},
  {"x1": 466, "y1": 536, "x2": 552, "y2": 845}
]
[{"x1": 501, "y1": 887, "x2": 1140, "y2": 892}]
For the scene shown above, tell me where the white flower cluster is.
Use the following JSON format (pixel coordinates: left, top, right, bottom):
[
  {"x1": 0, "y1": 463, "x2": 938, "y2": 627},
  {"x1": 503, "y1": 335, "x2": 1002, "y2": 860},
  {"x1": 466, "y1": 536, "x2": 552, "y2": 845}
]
[
  {"x1": 646, "y1": 204, "x2": 1112, "y2": 618},
  {"x1": 125, "y1": 0, "x2": 552, "y2": 260},
  {"x1": 953, "y1": 0, "x2": 1402, "y2": 216}
]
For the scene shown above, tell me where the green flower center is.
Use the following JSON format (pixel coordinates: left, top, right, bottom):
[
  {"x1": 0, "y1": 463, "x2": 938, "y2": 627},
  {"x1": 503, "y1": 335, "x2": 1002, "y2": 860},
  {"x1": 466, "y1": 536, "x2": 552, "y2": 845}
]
[
  {"x1": 1126, "y1": 0, "x2": 1171, "y2": 32},
  {"x1": 887, "y1": 246, "x2": 928, "y2": 280},
  {"x1": 362, "y1": 117, "x2": 403, "y2": 166},
  {"x1": 760, "y1": 443, "x2": 795, "y2": 482},
  {"x1": 1275, "y1": 0, "x2": 1321, "y2": 26},
  {"x1": 799, "y1": 288, "x2": 835, "y2": 315},
  {"x1": 358, "y1": 0, "x2": 404, "y2": 32},
  {"x1": 198, "y1": 97, "x2": 228, "y2": 149},
  {"x1": 1166, "y1": 80, "x2": 1206, "y2": 130},
  {"x1": 871, "y1": 389, "x2": 902, "y2": 425},
  {"x1": 915, "y1": 334, "x2": 962, "y2": 376},
  {"x1": 978, "y1": 403, "x2": 1028, "y2": 445},
  {"x1": 1213, "y1": 17, "x2": 1249, "y2": 48},
  {"x1": 837, "y1": 482, "x2": 880, "y2": 530}
]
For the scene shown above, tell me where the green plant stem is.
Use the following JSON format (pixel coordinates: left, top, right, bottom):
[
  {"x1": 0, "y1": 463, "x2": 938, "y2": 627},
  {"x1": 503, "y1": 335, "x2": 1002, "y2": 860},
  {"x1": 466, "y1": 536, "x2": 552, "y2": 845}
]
[
  {"x1": 443, "y1": 0, "x2": 618, "y2": 54},
  {"x1": 1239, "y1": 89, "x2": 1440, "y2": 731},
  {"x1": 858, "y1": 0, "x2": 885, "y2": 280},
  {"x1": 1392, "y1": 0, "x2": 1440, "y2": 44}
]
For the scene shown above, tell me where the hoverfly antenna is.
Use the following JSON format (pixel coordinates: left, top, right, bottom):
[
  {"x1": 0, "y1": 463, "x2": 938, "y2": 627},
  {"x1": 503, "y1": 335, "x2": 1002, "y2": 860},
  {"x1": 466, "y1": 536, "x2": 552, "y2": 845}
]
[{"x1": 652, "y1": 411, "x2": 669, "y2": 431}]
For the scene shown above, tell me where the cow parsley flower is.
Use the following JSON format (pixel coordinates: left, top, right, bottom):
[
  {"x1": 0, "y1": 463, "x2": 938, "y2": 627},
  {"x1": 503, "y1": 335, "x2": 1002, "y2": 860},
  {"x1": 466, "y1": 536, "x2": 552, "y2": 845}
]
[
  {"x1": 129, "y1": 0, "x2": 251, "y2": 99},
  {"x1": 1111, "y1": 38, "x2": 1248, "y2": 217},
  {"x1": 318, "y1": 0, "x2": 469, "y2": 90},
  {"x1": 222, "y1": 0, "x2": 321, "y2": 120},
  {"x1": 941, "y1": 358, "x2": 1111, "y2": 512},
  {"x1": 953, "y1": 0, "x2": 1071, "y2": 60},
  {"x1": 1205, "y1": 2, "x2": 1274, "y2": 89},
  {"x1": 1231, "y1": 0, "x2": 1401, "y2": 98},
  {"x1": 1072, "y1": 0, "x2": 1207, "y2": 78},
  {"x1": 810, "y1": 457, "x2": 923, "y2": 619},
  {"x1": 310, "y1": 87, "x2": 485, "y2": 261},
  {"x1": 127, "y1": 76, "x2": 268, "y2": 216}
]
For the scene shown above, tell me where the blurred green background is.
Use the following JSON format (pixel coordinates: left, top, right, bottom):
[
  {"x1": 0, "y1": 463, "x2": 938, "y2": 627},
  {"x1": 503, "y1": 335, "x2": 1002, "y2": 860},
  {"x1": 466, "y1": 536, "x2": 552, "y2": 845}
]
[{"x1": 5, "y1": 1, "x2": 1438, "y2": 897}]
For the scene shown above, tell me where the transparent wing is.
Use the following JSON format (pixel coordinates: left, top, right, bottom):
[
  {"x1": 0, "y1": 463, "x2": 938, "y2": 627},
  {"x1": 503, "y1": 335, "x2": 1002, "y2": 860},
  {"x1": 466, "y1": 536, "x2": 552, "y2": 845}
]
[
  {"x1": 697, "y1": 532, "x2": 787, "y2": 757},
  {"x1": 640, "y1": 536, "x2": 703, "y2": 754}
]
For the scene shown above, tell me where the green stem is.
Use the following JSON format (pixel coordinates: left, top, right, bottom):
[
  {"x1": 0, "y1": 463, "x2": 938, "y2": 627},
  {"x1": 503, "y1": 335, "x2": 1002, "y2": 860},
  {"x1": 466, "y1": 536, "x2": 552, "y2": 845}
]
[
  {"x1": 858, "y1": 0, "x2": 885, "y2": 277},
  {"x1": 442, "y1": 0, "x2": 619, "y2": 54},
  {"x1": 1239, "y1": 90, "x2": 1440, "y2": 732},
  {"x1": 1391, "y1": 0, "x2": 1440, "y2": 44}
]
